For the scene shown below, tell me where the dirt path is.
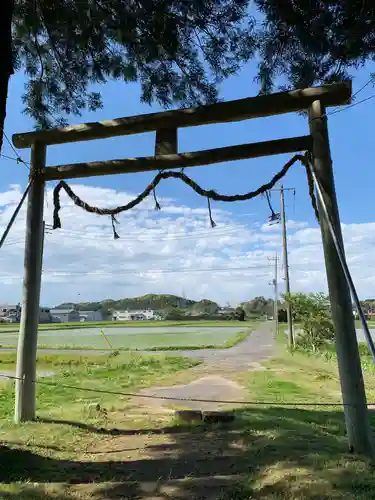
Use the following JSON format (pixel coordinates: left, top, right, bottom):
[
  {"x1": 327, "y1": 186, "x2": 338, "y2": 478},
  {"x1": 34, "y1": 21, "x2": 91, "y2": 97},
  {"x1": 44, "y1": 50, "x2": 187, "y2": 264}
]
[
  {"x1": 169, "y1": 321, "x2": 274, "y2": 370},
  {"x1": 134, "y1": 323, "x2": 274, "y2": 412},
  {"x1": 87, "y1": 323, "x2": 275, "y2": 497}
]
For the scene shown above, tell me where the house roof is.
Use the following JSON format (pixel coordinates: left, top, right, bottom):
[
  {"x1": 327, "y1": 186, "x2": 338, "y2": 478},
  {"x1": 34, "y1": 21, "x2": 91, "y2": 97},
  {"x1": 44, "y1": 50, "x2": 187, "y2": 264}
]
[
  {"x1": 115, "y1": 309, "x2": 153, "y2": 313},
  {"x1": 51, "y1": 308, "x2": 77, "y2": 314}
]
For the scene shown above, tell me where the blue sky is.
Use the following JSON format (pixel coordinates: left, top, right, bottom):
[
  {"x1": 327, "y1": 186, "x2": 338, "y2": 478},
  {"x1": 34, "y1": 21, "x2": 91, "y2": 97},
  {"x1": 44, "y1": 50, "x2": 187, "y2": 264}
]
[{"x1": 0, "y1": 61, "x2": 374, "y2": 306}]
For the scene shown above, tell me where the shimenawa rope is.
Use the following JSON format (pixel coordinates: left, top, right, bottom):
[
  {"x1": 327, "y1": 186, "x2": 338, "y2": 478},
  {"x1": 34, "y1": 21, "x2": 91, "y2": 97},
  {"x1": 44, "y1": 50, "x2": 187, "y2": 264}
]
[{"x1": 52, "y1": 153, "x2": 319, "y2": 238}]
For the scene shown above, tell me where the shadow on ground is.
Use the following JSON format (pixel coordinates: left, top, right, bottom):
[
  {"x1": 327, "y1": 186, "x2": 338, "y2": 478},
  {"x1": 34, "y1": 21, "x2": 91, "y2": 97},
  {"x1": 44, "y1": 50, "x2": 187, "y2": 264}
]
[{"x1": 2, "y1": 407, "x2": 375, "y2": 499}]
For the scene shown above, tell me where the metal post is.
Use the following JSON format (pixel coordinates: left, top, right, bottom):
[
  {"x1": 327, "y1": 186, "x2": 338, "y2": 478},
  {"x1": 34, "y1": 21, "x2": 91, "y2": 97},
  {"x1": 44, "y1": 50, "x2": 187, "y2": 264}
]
[
  {"x1": 309, "y1": 100, "x2": 374, "y2": 456},
  {"x1": 280, "y1": 186, "x2": 294, "y2": 346},
  {"x1": 15, "y1": 142, "x2": 45, "y2": 423}
]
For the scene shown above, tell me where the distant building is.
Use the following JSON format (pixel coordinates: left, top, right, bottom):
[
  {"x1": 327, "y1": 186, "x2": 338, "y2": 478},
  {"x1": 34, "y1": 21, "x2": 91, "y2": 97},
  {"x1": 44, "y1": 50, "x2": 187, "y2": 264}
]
[
  {"x1": 51, "y1": 308, "x2": 80, "y2": 323},
  {"x1": 112, "y1": 309, "x2": 159, "y2": 321},
  {"x1": 0, "y1": 305, "x2": 52, "y2": 323},
  {"x1": 79, "y1": 310, "x2": 103, "y2": 322},
  {"x1": 39, "y1": 307, "x2": 52, "y2": 323},
  {"x1": 0, "y1": 304, "x2": 21, "y2": 323},
  {"x1": 354, "y1": 310, "x2": 371, "y2": 320},
  {"x1": 217, "y1": 306, "x2": 235, "y2": 315}
]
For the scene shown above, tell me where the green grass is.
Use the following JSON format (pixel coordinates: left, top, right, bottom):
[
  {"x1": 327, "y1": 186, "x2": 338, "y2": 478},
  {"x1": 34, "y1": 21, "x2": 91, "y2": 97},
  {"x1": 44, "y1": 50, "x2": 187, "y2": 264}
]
[
  {"x1": 0, "y1": 351, "x2": 200, "y2": 398},
  {"x1": 0, "y1": 319, "x2": 254, "y2": 334},
  {"x1": 0, "y1": 350, "x2": 201, "y2": 498},
  {"x1": 355, "y1": 320, "x2": 375, "y2": 327},
  {"x1": 145, "y1": 328, "x2": 251, "y2": 351},
  {"x1": 167, "y1": 345, "x2": 375, "y2": 500},
  {"x1": 4, "y1": 333, "x2": 375, "y2": 499},
  {"x1": 215, "y1": 344, "x2": 375, "y2": 499},
  {"x1": 0, "y1": 352, "x2": 119, "y2": 371},
  {"x1": 0, "y1": 351, "x2": 200, "y2": 422},
  {"x1": 0, "y1": 325, "x2": 254, "y2": 350}
]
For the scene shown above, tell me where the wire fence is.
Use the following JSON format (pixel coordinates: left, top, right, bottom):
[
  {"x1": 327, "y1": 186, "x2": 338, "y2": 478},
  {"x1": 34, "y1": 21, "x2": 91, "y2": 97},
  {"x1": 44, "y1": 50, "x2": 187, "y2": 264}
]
[{"x1": 0, "y1": 372, "x2": 370, "y2": 408}]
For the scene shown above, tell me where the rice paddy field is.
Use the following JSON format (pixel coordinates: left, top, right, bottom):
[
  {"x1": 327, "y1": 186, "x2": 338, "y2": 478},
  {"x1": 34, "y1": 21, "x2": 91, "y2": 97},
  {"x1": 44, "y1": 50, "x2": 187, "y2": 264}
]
[{"x1": 0, "y1": 322, "x2": 254, "y2": 350}]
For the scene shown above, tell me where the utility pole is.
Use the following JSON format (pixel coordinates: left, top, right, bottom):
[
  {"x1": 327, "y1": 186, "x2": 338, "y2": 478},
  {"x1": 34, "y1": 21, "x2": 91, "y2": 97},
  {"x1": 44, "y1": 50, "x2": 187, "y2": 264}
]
[
  {"x1": 268, "y1": 255, "x2": 279, "y2": 337},
  {"x1": 309, "y1": 100, "x2": 374, "y2": 456},
  {"x1": 269, "y1": 186, "x2": 295, "y2": 347},
  {"x1": 280, "y1": 186, "x2": 294, "y2": 347},
  {"x1": 15, "y1": 142, "x2": 46, "y2": 423},
  {"x1": 40, "y1": 221, "x2": 45, "y2": 270}
]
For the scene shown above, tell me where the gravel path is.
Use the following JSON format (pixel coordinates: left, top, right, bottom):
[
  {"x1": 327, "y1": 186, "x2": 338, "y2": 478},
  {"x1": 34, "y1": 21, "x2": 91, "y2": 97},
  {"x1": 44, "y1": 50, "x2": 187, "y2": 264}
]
[
  {"x1": 135, "y1": 323, "x2": 275, "y2": 411},
  {"x1": 162, "y1": 322, "x2": 274, "y2": 370}
]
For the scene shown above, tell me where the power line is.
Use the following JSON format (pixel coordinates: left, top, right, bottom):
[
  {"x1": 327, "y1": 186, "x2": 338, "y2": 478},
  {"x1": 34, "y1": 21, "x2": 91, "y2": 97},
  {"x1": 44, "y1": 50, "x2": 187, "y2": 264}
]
[
  {"x1": 44, "y1": 218, "x2": 250, "y2": 239},
  {"x1": 40, "y1": 266, "x2": 272, "y2": 277},
  {"x1": 328, "y1": 93, "x2": 375, "y2": 117},
  {"x1": 0, "y1": 153, "x2": 24, "y2": 163},
  {"x1": 45, "y1": 222, "x2": 244, "y2": 236},
  {"x1": 0, "y1": 239, "x2": 25, "y2": 247},
  {"x1": 43, "y1": 225, "x2": 247, "y2": 243},
  {"x1": 352, "y1": 76, "x2": 375, "y2": 100},
  {"x1": 1, "y1": 220, "x2": 249, "y2": 247},
  {"x1": 0, "y1": 182, "x2": 32, "y2": 250},
  {"x1": 322, "y1": 75, "x2": 375, "y2": 115},
  {"x1": 307, "y1": 79, "x2": 375, "y2": 123},
  {"x1": 2, "y1": 130, "x2": 30, "y2": 170},
  {"x1": 0, "y1": 269, "x2": 273, "y2": 283}
]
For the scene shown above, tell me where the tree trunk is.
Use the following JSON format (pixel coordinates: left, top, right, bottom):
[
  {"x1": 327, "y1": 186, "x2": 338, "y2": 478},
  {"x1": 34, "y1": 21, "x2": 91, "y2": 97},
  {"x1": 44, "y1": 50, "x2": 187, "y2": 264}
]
[{"x1": 0, "y1": 0, "x2": 15, "y2": 153}]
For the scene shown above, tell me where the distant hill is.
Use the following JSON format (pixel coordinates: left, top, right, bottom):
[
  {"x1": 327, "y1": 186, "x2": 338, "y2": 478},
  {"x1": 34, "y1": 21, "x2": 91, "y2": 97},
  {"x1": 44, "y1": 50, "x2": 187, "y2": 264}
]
[
  {"x1": 189, "y1": 299, "x2": 219, "y2": 316},
  {"x1": 55, "y1": 294, "x2": 219, "y2": 318},
  {"x1": 240, "y1": 296, "x2": 275, "y2": 318},
  {"x1": 55, "y1": 294, "x2": 281, "y2": 319}
]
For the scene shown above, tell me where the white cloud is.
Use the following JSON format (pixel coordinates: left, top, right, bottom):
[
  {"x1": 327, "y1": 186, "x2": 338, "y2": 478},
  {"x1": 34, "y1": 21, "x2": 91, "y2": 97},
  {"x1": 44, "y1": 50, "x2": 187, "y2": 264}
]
[
  {"x1": 1, "y1": 182, "x2": 375, "y2": 306},
  {"x1": 0, "y1": 185, "x2": 23, "y2": 208}
]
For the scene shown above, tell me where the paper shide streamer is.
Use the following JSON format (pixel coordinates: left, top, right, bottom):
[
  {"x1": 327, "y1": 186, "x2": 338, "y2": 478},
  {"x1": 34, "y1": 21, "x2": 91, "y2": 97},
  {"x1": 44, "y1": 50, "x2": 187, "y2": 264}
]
[{"x1": 51, "y1": 153, "x2": 319, "y2": 239}]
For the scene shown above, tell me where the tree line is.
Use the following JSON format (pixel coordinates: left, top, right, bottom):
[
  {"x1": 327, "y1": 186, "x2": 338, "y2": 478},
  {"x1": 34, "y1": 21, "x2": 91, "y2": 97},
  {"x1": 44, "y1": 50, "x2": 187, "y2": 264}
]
[{"x1": 1, "y1": 1, "x2": 373, "y2": 151}]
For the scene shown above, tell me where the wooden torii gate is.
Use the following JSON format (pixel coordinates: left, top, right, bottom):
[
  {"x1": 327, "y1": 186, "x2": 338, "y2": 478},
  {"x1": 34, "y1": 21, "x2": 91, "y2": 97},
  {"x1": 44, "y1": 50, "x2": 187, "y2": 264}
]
[{"x1": 12, "y1": 81, "x2": 374, "y2": 456}]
